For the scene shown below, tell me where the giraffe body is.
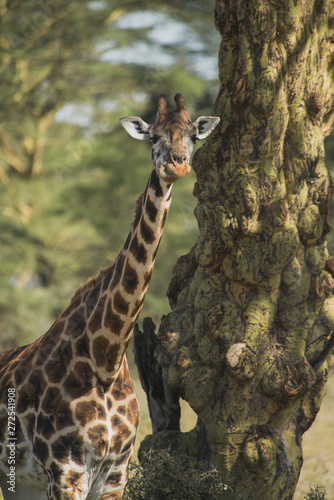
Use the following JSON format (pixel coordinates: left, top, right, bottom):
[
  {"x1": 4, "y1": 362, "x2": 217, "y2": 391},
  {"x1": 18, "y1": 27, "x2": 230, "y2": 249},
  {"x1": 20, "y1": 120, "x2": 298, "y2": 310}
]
[{"x1": 0, "y1": 94, "x2": 219, "y2": 500}]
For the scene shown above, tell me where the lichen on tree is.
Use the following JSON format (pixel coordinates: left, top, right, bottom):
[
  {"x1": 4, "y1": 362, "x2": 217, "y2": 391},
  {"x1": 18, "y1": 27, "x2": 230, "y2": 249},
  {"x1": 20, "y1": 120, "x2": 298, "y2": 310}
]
[{"x1": 134, "y1": 0, "x2": 334, "y2": 498}]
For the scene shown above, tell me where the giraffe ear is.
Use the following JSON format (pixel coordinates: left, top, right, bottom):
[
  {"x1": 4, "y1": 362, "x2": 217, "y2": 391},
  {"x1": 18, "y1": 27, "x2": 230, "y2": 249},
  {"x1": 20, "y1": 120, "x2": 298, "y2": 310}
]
[
  {"x1": 119, "y1": 117, "x2": 151, "y2": 140},
  {"x1": 193, "y1": 116, "x2": 220, "y2": 140}
]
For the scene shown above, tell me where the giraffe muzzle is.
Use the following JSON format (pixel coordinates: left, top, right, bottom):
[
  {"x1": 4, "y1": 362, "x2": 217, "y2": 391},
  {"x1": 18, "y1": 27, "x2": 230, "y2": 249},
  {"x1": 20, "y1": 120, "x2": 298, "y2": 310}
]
[{"x1": 163, "y1": 161, "x2": 191, "y2": 181}]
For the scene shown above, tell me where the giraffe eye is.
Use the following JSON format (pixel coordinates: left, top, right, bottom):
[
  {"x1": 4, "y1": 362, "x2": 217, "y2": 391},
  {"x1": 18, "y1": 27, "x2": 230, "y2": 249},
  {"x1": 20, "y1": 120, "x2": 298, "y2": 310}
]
[
  {"x1": 191, "y1": 136, "x2": 198, "y2": 144},
  {"x1": 150, "y1": 136, "x2": 159, "y2": 144}
]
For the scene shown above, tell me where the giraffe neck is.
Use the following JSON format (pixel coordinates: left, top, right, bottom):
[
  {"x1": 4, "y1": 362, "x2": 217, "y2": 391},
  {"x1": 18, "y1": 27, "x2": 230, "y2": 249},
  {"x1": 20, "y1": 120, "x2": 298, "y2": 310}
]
[{"x1": 85, "y1": 167, "x2": 173, "y2": 383}]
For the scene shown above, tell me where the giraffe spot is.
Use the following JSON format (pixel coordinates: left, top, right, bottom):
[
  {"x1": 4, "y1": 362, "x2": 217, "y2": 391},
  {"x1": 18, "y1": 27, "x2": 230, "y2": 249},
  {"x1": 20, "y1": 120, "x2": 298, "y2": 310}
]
[
  {"x1": 75, "y1": 400, "x2": 107, "y2": 426},
  {"x1": 100, "y1": 265, "x2": 115, "y2": 294},
  {"x1": 104, "y1": 299, "x2": 126, "y2": 332},
  {"x1": 63, "y1": 363, "x2": 93, "y2": 399},
  {"x1": 114, "y1": 253, "x2": 126, "y2": 283},
  {"x1": 14, "y1": 363, "x2": 30, "y2": 387},
  {"x1": 106, "y1": 345, "x2": 122, "y2": 373},
  {"x1": 51, "y1": 431, "x2": 85, "y2": 465},
  {"x1": 67, "y1": 306, "x2": 86, "y2": 338},
  {"x1": 111, "y1": 415, "x2": 121, "y2": 427},
  {"x1": 71, "y1": 434, "x2": 85, "y2": 466},
  {"x1": 161, "y1": 208, "x2": 168, "y2": 230},
  {"x1": 41, "y1": 387, "x2": 62, "y2": 414},
  {"x1": 85, "y1": 282, "x2": 102, "y2": 317},
  {"x1": 112, "y1": 378, "x2": 134, "y2": 401},
  {"x1": 140, "y1": 218, "x2": 155, "y2": 244},
  {"x1": 96, "y1": 384, "x2": 106, "y2": 399},
  {"x1": 88, "y1": 296, "x2": 106, "y2": 335},
  {"x1": 107, "y1": 398, "x2": 112, "y2": 410},
  {"x1": 36, "y1": 412, "x2": 56, "y2": 440},
  {"x1": 92, "y1": 335, "x2": 108, "y2": 366},
  {"x1": 45, "y1": 341, "x2": 72, "y2": 384},
  {"x1": 129, "y1": 234, "x2": 147, "y2": 265},
  {"x1": 117, "y1": 405, "x2": 126, "y2": 415},
  {"x1": 54, "y1": 400, "x2": 74, "y2": 431},
  {"x1": 122, "y1": 262, "x2": 139, "y2": 295},
  {"x1": 50, "y1": 460, "x2": 63, "y2": 482},
  {"x1": 16, "y1": 385, "x2": 33, "y2": 414},
  {"x1": 33, "y1": 436, "x2": 49, "y2": 464},
  {"x1": 93, "y1": 337, "x2": 121, "y2": 373},
  {"x1": 66, "y1": 470, "x2": 84, "y2": 490},
  {"x1": 28, "y1": 369, "x2": 47, "y2": 393},
  {"x1": 17, "y1": 369, "x2": 46, "y2": 413},
  {"x1": 145, "y1": 196, "x2": 158, "y2": 223},
  {"x1": 126, "y1": 398, "x2": 140, "y2": 426},
  {"x1": 74, "y1": 333, "x2": 90, "y2": 357},
  {"x1": 87, "y1": 424, "x2": 109, "y2": 458},
  {"x1": 142, "y1": 269, "x2": 153, "y2": 292},
  {"x1": 113, "y1": 290, "x2": 130, "y2": 316},
  {"x1": 44, "y1": 357, "x2": 65, "y2": 383},
  {"x1": 150, "y1": 168, "x2": 163, "y2": 198},
  {"x1": 110, "y1": 417, "x2": 132, "y2": 455},
  {"x1": 106, "y1": 471, "x2": 123, "y2": 487}
]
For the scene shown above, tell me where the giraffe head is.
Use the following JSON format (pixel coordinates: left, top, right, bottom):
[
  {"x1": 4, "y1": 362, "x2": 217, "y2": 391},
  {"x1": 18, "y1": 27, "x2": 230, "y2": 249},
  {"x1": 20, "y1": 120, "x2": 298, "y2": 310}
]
[{"x1": 120, "y1": 93, "x2": 220, "y2": 183}]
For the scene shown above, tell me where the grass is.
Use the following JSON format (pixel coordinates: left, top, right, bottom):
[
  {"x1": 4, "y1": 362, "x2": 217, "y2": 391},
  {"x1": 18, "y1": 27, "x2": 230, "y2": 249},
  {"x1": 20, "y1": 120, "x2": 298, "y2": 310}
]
[{"x1": 293, "y1": 373, "x2": 334, "y2": 499}]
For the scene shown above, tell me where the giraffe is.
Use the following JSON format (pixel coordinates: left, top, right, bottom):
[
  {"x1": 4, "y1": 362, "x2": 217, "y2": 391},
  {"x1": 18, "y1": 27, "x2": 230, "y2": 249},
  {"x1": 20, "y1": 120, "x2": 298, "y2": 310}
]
[{"x1": 0, "y1": 93, "x2": 219, "y2": 500}]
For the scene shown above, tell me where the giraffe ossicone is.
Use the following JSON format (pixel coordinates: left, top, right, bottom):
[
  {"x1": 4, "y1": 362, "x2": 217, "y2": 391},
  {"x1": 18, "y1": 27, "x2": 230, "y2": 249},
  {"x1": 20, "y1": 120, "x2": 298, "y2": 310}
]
[{"x1": 0, "y1": 94, "x2": 219, "y2": 500}]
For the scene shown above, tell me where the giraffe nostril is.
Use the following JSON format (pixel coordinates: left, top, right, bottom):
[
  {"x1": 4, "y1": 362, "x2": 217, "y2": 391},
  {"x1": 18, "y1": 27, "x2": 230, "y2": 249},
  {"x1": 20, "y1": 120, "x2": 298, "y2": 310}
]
[{"x1": 172, "y1": 153, "x2": 187, "y2": 164}]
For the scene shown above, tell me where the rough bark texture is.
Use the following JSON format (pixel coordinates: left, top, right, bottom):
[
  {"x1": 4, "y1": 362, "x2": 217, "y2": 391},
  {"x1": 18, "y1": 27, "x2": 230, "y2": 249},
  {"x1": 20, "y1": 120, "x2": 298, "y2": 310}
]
[{"x1": 134, "y1": 1, "x2": 334, "y2": 498}]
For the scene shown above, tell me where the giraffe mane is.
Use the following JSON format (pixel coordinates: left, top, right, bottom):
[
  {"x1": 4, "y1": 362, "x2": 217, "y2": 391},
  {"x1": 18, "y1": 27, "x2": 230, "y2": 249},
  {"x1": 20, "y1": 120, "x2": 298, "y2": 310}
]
[{"x1": 70, "y1": 265, "x2": 114, "y2": 302}]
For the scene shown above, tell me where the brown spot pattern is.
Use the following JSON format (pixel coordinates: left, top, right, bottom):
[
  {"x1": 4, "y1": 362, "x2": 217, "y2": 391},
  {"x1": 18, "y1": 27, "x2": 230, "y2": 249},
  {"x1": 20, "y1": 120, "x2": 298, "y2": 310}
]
[
  {"x1": 88, "y1": 294, "x2": 107, "y2": 334},
  {"x1": 122, "y1": 261, "x2": 139, "y2": 295},
  {"x1": 129, "y1": 234, "x2": 147, "y2": 265},
  {"x1": 140, "y1": 218, "x2": 155, "y2": 244},
  {"x1": 145, "y1": 196, "x2": 158, "y2": 222},
  {"x1": 113, "y1": 290, "x2": 130, "y2": 315},
  {"x1": 87, "y1": 424, "x2": 109, "y2": 458},
  {"x1": 75, "y1": 400, "x2": 107, "y2": 426},
  {"x1": 63, "y1": 365, "x2": 93, "y2": 399},
  {"x1": 33, "y1": 436, "x2": 49, "y2": 464}
]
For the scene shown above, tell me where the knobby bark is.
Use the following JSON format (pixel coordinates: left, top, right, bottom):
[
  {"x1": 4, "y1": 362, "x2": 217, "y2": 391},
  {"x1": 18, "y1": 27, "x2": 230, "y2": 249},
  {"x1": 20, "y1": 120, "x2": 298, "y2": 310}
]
[{"x1": 134, "y1": 1, "x2": 334, "y2": 498}]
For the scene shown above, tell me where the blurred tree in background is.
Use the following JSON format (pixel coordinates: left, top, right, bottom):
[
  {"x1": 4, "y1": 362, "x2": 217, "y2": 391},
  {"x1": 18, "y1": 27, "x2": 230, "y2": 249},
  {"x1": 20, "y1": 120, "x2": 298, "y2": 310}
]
[{"x1": 0, "y1": 0, "x2": 219, "y2": 349}]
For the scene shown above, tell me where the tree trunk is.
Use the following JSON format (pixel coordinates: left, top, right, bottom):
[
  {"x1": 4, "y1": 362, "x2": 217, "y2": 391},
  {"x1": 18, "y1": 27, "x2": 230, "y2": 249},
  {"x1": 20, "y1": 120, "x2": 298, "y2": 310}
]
[{"x1": 134, "y1": 1, "x2": 334, "y2": 498}]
